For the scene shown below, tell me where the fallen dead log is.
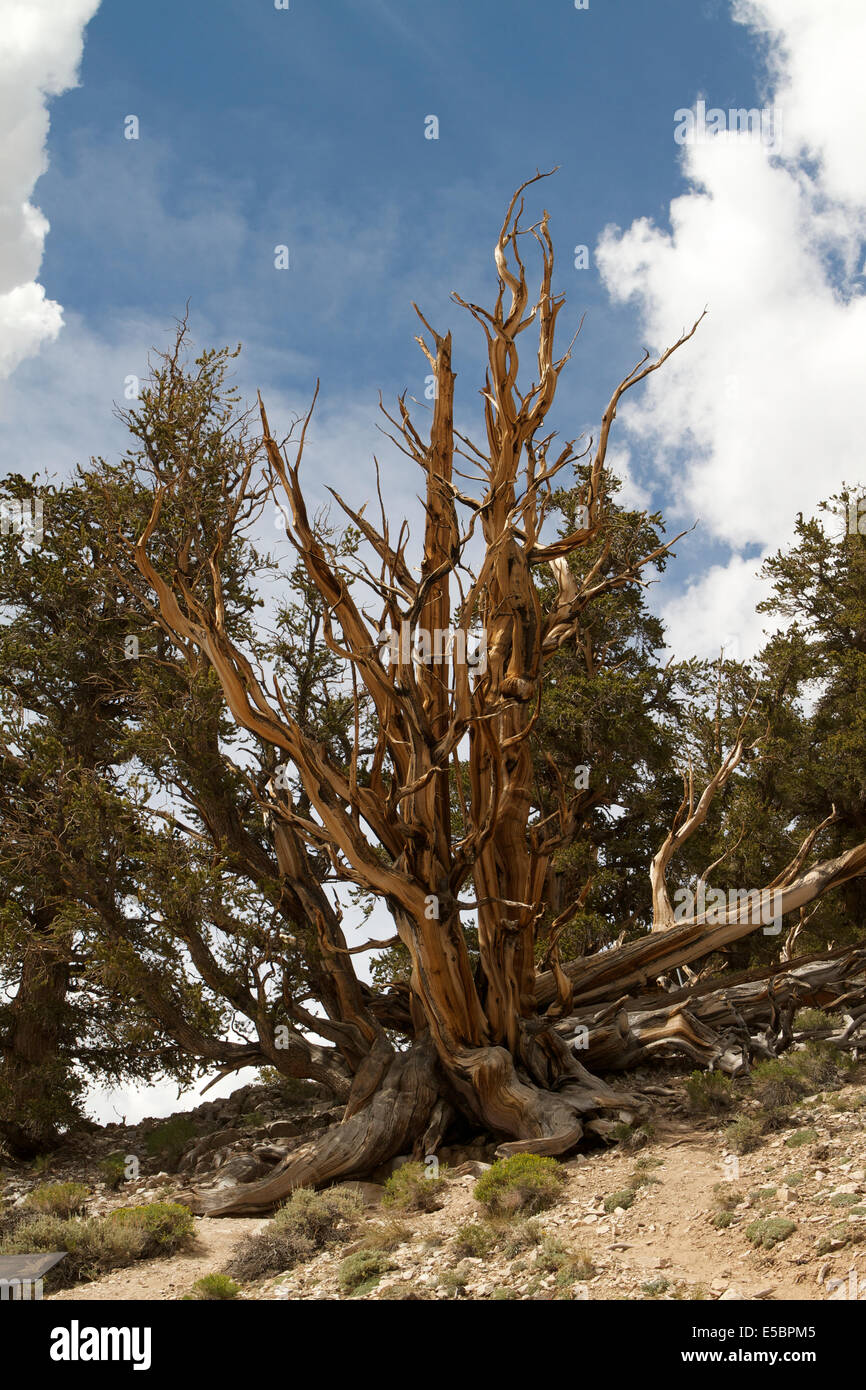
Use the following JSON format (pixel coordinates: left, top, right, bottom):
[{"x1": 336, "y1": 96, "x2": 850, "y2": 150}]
[
  {"x1": 553, "y1": 948, "x2": 866, "y2": 1074},
  {"x1": 535, "y1": 842, "x2": 866, "y2": 1013}
]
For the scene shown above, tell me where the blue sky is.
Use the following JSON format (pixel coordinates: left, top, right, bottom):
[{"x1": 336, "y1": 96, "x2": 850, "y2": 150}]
[
  {"x1": 5, "y1": 3, "x2": 865, "y2": 677},
  {"x1": 3, "y1": 0, "x2": 865, "y2": 1119},
  {"x1": 6, "y1": 0, "x2": 768, "y2": 599}
]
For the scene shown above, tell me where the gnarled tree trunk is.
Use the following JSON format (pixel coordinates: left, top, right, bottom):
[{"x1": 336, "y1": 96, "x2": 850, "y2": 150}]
[{"x1": 131, "y1": 175, "x2": 866, "y2": 1213}]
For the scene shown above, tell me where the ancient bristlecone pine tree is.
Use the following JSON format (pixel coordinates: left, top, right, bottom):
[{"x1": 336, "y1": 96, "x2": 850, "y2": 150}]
[{"x1": 134, "y1": 175, "x2": 866, "y2": 1213}]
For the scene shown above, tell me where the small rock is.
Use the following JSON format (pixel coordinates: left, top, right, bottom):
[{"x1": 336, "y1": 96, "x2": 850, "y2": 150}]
[{"x1": 266, "y1": 1120, "x2": 303, "y2": 1140}]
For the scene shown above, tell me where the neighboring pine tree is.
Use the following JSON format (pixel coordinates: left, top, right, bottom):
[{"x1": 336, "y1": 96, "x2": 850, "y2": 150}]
[
  {"x1": 751, "y1": 491, "x2": 866, "y2": 950},
  {"x1": 1, "y1": 338, "x2": 379, "y2": 1155},
  {"x1": 529, "y1": 471, "x2": 687, "y2": 960},
  {"x1": 0, "y1": 473, "x2": 210, "y2": 1154}
]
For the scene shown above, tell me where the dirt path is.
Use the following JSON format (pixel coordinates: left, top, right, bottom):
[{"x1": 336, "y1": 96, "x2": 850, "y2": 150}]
[
  {"x1": 550, "y1": 1126, "x2": 810, "y2": 1299},
  {"x1": 49, "y1": 1217, "x2": 263, "y2": 1301}
]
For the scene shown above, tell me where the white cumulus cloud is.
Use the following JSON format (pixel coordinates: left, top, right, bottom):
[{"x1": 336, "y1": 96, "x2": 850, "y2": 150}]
[
  {"x1": 0, "y1": 0, "x2": 101, "y2": 382},
  {"x1": 595, "y1": 0, "x2": 866, "y2": 662}
]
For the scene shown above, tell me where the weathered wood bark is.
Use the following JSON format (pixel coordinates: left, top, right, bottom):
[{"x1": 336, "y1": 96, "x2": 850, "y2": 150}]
[
  {"x1": 183, "y1": 1039, "x2": 441, "y2": 1215},
  {"x1": 554, "y1": 946, "x2": 866, "y2": 1075},
  {"x1": 536, "y1": 836, "x2": 866, "y2": 1012}
]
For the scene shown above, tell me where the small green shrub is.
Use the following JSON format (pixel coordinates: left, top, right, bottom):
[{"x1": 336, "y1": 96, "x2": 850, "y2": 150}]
[
  {"x1": 474, "y1": 1154, "x2": 566, "y2": 1217},
  {"x1": 712, "y1": 1210, "x2": 735, "y2": 1229},
  {"x1": 453, "y1": 1221, "x2": 498, "y2": 1258},
  {"x1": 338, "y1": 1249, "x2": 390, "y2": 1295},
  {"x1": 438, "y1": 1264, "x2": 471, "y2": 1297},
  {"x1": 785, "y1": 1128, "x2": 819, "y2": 1148},
  {"x1": 357, "y1": 1218, "x2": 411, "y2": 1253},
  {"x1": 556, "y1": 1254, "x2": 595, "y2": 1288},
  {"x1": 99, "y1": 1153, "x2": 128, "y2": 1190},
  {"x1": 502, "y1": 1218, "x2": 542, "y2": 1257},
  {"x1": 273, "y1": 1186, "x2": 363, "y2": 1242},
  {"x1": 829, "y1": 1091, "x2": 866, "y2": 1112},
  {"x1": 685, "y1": 1070, "x2": 736, "y2": 1114},
  {"x1": 189, "y1": 1273, "x2": 240, "y2": 1300},
  {"x1": 790, "y1": 1041, "x2": 852, "y2": 1088},
  {"x1": 610, "y1": 1122, "x2": 654, "y2": 1151},
  {"x1": 382, "y1": 1162, "x2": 449, "y2": 1212},
  {"x1": 829, "y1": 1192, "x2": 861, "y2": 1208},
  {"x1": 793, "y1": 1008, "x2": 840, "y2": 1032},
  {"x1": 0, "y1": 1213, "x2": 146, "y2": 1289},
  {"x1": 628, "y1": 1164, "x2": 660, "y2": 1191},
  {"x1": 745, "y1": 1216, "x2": 796, "y2": 1249},
  {"x1": 712, "y1": 1182, "x2": 745, "y2": 1212},
  {"x1": 750, "y1": 1058, "x2": 809, "y2": 1110},
  {"x1": 603, "y1": 1189, "x2": 635, "y2": 1213},
  {"x1": 816, "y1": 1222, "x2": 852, "y2": 1255},
  {"x1": 24, "y1": 1182, "x2": 89, "y2": 1218},
  {"x1": 107, "y1": 1202, "x2": 195, "y2": 1256},
  {"x1": 641, "y1": 1277, "x2": 670, "y2": 1296},
  {"x1": 723, "y1": 1116, "x2": 764, "y2": 1154},
  {"x1": 225, "y1": 1186, "x2": 361, "y2": 1281},
  {"x1": 144, "y1": 1115, "x2": 196, "y2": 1168},
  {"x1": 782, "y1": 1170, "x2": 805, "y2": 1187},
  {"x1": 534, "y1": 1237, "x2": 595, "y2": 1286}
]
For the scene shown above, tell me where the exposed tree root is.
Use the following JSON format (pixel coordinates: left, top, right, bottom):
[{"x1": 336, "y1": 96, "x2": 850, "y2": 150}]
[
  {"x1": 180, "y1": 1031, "x2": 644, "y2": 1213},
  {"x1": 178, "y1": 948, "x2": 866, "y2": 1216},
  {"x1": 180, "y1": 1042, "x2": 441, "y2": 1216}
]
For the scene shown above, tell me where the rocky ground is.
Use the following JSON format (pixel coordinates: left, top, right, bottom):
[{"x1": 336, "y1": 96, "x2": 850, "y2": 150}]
[{"x1": 2, "y1": 1061, "x2": 865, "y2": 1301}]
